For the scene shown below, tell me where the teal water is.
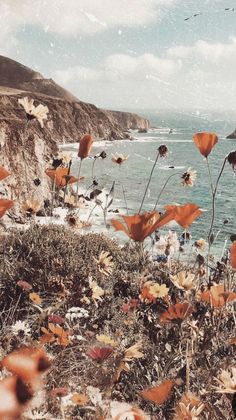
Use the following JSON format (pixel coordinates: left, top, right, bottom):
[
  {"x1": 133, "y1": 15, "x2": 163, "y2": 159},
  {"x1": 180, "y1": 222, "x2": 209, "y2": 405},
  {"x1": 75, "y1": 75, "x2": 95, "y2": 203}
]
[{"x1": 71, "y1": 109, "x2": 236, "y2": 249}]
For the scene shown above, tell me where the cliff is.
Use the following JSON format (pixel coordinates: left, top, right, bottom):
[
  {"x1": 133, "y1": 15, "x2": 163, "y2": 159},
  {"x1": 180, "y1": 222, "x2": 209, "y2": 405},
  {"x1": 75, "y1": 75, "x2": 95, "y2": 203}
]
[{"x1": 0, "y1": 55, "x2": 150, "y2": 209}]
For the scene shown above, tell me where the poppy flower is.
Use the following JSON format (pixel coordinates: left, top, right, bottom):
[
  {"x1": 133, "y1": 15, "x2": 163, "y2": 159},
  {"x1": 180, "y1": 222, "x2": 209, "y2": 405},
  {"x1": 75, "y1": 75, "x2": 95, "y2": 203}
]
[
  {"x1": 199, "y1": 284, "x2": 236, "y2": 308},
  {"x1": 2, "y1": 347, "x2": 51, "y2": 383},
  {"x1": 45, "y1": 167, "x2": 79, "y2": 187},
  {"x1": 165, "y1": 203, "x2": 202, "y2": 229},
  {"x1": 160, "y1": 302, "x2": 194, "y2": 323},
  {"x1": 86, "y1": 346, "x2": 113, "y2": 361},
  {"x1": 230, "y1": 241, "x2": 236, "y2": 269},
  {"x1": 0, "y1": 166, "x2": 11, "y2": 181},
  {"x1": 0, "y1": 376, "x2": 32, "y2": 418},
  {"x1": 193, "y1": 132, "x2": 218, "y2": 158},
  {"x1": 48, "y1": 323, "x2": 71, "y2": 346},
  {"x1": 18, "y1": 97, "x2": 49, "y2": 128},
  {"x1": 111, "y1": 209, "x2": 176, "y2": 242},
  {"x1": 78, "y1": 134, "x2": 93, "y2": 159},
  {"x1": 0, "y1": 199, "x2": 14, "y2": 218},
  {"x1": 141, "y1": 379, "x2": 174, "y2": 405}
]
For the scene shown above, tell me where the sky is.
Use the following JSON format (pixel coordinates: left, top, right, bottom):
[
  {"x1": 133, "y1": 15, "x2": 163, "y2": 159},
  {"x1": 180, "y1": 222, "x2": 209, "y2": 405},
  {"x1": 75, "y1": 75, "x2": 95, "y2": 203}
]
[{"x1": 1, "y1": 0, "x2": 236, "y2": 112}]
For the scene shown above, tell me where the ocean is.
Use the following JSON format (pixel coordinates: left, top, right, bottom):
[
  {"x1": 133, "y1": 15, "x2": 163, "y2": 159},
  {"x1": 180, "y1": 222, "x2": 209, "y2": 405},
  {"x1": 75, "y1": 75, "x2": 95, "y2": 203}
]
[{"x1": 67, "y1": 109, "x2": 236, "y2": 253}]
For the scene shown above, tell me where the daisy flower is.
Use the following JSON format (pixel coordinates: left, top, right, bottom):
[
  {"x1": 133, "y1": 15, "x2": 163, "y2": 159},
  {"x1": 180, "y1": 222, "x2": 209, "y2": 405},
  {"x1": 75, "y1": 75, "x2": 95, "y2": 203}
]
[
  {"x1": 181, "y1": 167, "x2": 197, "y2": 187},
  {"x1": 18, "y1": 97, "x2": 49, "y2": 128}
]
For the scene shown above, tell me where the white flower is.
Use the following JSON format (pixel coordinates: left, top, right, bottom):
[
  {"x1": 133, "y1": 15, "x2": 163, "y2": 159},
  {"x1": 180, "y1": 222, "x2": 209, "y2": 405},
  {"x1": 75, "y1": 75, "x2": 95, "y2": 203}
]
[
  {"x1": 11, "y1": 320, "x2": 31, "y2": 336},
  {"x1": 65, "y1": 307, "x2": 89, "y2": 322},
  {"x1": 170, "y1": 271, "x2": 195, "y2": 291},
  {"x1": 214, "y1": 367, "x2": 236, "y2": 393},
  {"x1": 181, "y1": 167, "x2": 197, "y2": 187},
  {"x1": 57, "y1": 152, "x2": 72, "y2": 165},
  {"x1": 18, "y1": 97, "x2": 49, "y2": 128},
  {"x1": 154, "y1": 231, "x2": 179, "y2": 256},
  {"x1": 110, "y1": 401, "x2": 150, "y2": 420},
  {"x1": 87, "y1": 386, "x2": 103, "y2": 407}
]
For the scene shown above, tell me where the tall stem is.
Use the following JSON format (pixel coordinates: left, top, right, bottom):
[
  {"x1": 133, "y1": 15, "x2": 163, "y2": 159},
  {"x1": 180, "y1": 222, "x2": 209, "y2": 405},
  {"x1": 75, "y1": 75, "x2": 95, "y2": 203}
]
[
  {"x1": 92, "y1": 158, "x2": 97, "y2": 180},
  {"x1": 139, "y1": 152, "x2": 160, "y2": 213},
  {"x1": 121, "y1": 182, "x2": 129, "y2": 214},
  {"x1": 154, "y1": 172, "x2": 181, "y2": 210},
  {"x1": 75, "y1": 158, "x2": 83, "y2": 203}
]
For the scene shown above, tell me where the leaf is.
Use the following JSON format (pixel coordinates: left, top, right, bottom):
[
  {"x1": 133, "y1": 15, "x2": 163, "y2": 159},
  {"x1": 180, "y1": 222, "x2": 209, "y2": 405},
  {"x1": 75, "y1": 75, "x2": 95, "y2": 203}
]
[{"x1": 141, "y1": 379, "x2": 174, "y2": 405}]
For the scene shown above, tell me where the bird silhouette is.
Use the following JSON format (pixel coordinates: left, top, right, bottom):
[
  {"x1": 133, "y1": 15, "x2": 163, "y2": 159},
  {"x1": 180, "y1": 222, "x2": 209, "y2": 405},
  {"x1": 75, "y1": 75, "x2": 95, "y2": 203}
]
[
  {"x1": 225, "y1": 8, "x2": 235, "y2": 12},
  {"x1": 184, "y1": 12, "x2": 202, "y2": 21}
]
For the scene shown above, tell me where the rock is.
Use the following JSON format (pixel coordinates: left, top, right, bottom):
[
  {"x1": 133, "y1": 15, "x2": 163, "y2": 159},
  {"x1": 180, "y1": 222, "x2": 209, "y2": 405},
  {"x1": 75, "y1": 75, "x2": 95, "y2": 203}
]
[
  {"x1": 226, "y1": 130, "x2": 236, "y2": 139},
  {"x1": 0, "y1": 55, "x2": 150, "y2": 208},
  {"x1": 138, "y1": 128, "x2": 148, "y2": 133}
]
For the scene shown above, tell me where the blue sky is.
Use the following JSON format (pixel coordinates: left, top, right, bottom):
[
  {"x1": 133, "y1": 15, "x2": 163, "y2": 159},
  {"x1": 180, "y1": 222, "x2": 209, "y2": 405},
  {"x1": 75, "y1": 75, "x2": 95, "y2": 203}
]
[{"x1": 1, "y1": 0, "x2": 236, "y2": 111}]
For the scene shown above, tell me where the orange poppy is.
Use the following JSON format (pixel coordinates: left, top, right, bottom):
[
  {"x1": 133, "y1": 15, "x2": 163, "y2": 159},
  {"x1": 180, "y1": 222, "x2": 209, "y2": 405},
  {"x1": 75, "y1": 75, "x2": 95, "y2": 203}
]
[
  {"x1": 230, "y1": 241, "x2": 236, "y2": 269},
  {"x1": 47, "y1": 323, "x2": 71, "y2": 346},
  {"x1": 199, "y1": 284, "x2": 236, "y2": 308},
  {"x1": 0, "y1": 199, "x2": 14, "y2": 218},
  {"x1": 2, "y1": 347, "x2": 50, "y2": 383},
  {"x1": 141, "y1": 379, "x2": 174, "y2": 405},
  {"x1": 0, "y1": 166, "x2": 11, "y2": 181},
  {"x1": 78, "y1": 134, "x2": 93, "y2": 159},
  {"x1": 0, "y1": 376, "x2": 32, "y2": 418},
  {"x1": 165, "y1": 203, "x2": 202, "y2": 229},
  {"x1": 45, "y1": 168, "x2": 80, "y2": 187},
  {"x1": 111, "y1": 209, "x2": 176, "y2": 242},
  {"x1": 193, "y1": 132, "x2": 218, "y2": 158},
  {"x1": 160, "y1": 302, "x2": 194, "y2": 323}
]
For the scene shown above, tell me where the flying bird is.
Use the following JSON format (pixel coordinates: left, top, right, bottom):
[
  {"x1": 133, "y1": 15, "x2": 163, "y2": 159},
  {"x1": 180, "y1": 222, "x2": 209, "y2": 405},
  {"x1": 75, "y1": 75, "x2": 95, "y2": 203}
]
[
  {"x1": 225, "y1": 8, "x2": 235, "y2": 12},
  {"x1": 184, "y1": 12, "x2": 202, "y2": 21}
]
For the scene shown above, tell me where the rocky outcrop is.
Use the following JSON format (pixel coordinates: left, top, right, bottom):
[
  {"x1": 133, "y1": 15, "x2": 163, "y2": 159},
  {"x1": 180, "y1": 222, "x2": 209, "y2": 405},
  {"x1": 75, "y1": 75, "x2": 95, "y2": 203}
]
[
  {"x1": 0, "y1": 55, "x2": 150, "y2": 207},
  {"x1": 226, "y1": 130, "x2": 236, "y2": 139}
]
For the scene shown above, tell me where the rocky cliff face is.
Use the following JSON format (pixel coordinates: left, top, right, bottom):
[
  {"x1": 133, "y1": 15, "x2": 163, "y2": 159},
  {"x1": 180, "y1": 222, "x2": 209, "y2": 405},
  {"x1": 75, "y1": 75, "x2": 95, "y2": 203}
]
[{"x1": 0, "y1": 56, "x2": 150, "y2": 209}]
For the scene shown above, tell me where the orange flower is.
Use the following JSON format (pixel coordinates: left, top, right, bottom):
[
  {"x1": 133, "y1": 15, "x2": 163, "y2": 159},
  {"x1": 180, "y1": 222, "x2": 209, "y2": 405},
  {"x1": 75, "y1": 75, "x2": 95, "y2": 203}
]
[
  {"x1": 2, "y1": 347, "x2": 50, "y2": 383},
  {"x1": 0, "y1": 166, "x2": 11, "y2": 181},
  {"x1": 160, "y1": 302, "x2": 194, "y2": 323},
  {"x1": 193, "y1": 132, "x2": 218, "y2": 158},
  {"x1": 29, "y1": 292, "x2": 42, "y2": 305},
  {"x1": 141, "y1": 379, "x2": 174, "y2": 405},
  {"x1": 230, "y1": 241, "x2": 236, "y2": 269},
  {"x1": 165, "y1": 203, "x2": 202, "y2": 229},
  {"x1": 111, "y1": 209, "x2": 175, "y2": 242},
  {"x1": 48, "y1": 323, "x2": 71, "y2": 346},
  {"x1": 45, "y1": 167, "x2": 79, "y2": 187},
  {"x1": 199, "y1": 284, "x2": 236, "y2": 308},
  {"x1": 0, "y1": 376, "x2": 32, "y2": 418},
  {"x1": 0, "y1": 199, "x2": 14, "y2": 218},
  {"x1": 78, "y1": 134, "x2": 93, "y2": 159}
]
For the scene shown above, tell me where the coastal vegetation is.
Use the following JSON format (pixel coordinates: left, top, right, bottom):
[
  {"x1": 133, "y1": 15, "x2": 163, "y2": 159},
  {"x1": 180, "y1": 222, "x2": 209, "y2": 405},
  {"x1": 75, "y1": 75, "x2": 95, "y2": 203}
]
[{"x1": 0, "y1": 97, "x2": 236, "y2": 419}]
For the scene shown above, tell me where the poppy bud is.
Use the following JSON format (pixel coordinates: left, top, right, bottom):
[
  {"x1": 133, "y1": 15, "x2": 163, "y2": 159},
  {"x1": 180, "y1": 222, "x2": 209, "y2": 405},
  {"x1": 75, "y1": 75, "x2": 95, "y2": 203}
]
[
  {"x1": 158, "y1": 145, "x2": 168, "y2": 157},
  {"x1": 78, "y1": 134, "x2": 93, "y2": 159}
]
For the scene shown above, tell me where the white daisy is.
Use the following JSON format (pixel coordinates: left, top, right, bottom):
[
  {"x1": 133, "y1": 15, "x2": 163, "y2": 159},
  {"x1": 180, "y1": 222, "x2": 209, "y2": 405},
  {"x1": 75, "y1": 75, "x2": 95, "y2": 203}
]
[
  {"x1": 11, "y1": 320, "x2": 31, "y2": 336},
  {"x1": 18, "y1": 97, "x2": 49, "y2": 128}
]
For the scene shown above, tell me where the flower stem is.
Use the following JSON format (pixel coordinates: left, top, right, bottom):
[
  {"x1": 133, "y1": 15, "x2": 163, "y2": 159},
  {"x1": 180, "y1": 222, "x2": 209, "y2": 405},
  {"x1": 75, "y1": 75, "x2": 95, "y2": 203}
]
[
  {"x1": 121, "y1": 182, "x2": 129, "y2": 214},
  {"x1": 139, "y1": 152, "x2": 160, "y2": 213},
  {"x1": 153, "y1": 172, "x2": 181, "y2": 210},
  {"x1": 76, "y1": 158, "x2": 83, "y2": 203}
]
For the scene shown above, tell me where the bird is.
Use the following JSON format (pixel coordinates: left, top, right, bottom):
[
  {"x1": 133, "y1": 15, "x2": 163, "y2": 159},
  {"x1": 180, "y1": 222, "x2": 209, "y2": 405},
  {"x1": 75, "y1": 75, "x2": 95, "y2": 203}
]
[
  {"x1": 184, "y1": 12, "x2": 202, "y2": 21},
  {"x1": 224, "y1": 8, "x2": 234, "y2": 12}
]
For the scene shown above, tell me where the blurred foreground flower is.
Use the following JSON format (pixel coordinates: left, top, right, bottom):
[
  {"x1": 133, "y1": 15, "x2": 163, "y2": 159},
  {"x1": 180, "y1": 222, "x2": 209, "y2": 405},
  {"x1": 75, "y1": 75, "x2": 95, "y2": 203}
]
[
  {"x1": 214, "y1": 367, "x2": 236, "y2": 393},
  {"x1": 111, "y1": 209, "x2": 175, "y2": 242},
  {"x1": 181, "y1": 167, "x2": 197, "y2": 187},
  {"x1": 78, "y1": 134, "x2": 93, "y2": 159},
  {"x1": 173, "y1": 392, "x2": 205, "y2": 420},
  {"x1": 169, "y1": 271, "x2": 195, "y2": 291},
  {"x1": 165, "y1": 203, "x2": 202, "y2": 229},
  {"x1": 230, "y1": 241, "x2": 236, "y2": 269},
  {"x1": 0, "y1": 199, "x2": 14, "y2": 218},
  {"x1": 18, "y1": 97, "x2": 49, "y2": 128},
  {"x1": 0, "y1": 165, "x2": 11, "y2": 181},
  {"x1": 0, "y1": 376, "x2": 32, "y2": 418},
  {"x1": 194, "y1": 238, "x2": 207, "y2": 249},
  {"x1": 94, "y1": 251, "x2": 114, "y2": 276},
  {"x1": 193, "y1": 132, "x2": 218, "y2": 158},
  {"x1": 112, "y1": 153, "x2": 129, "y2": 165}
]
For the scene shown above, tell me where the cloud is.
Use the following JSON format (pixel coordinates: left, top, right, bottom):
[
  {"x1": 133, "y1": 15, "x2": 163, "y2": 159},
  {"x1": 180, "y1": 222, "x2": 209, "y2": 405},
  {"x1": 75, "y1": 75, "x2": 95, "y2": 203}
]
[
  {"x1": 0, "y1": 0, "x2": 177, "y2": 37},
  {"x1": 54, "y1": 53, "x2": 182, "y2": 86}
]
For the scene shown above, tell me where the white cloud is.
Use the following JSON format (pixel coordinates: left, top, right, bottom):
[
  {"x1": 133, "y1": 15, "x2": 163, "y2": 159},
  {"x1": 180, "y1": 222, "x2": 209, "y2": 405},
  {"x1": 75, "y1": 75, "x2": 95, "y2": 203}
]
[
  {"x1": 0, "y1": 0, "x2": 177, "y2": 37},
  {"x1": 54, "y1": 53, "x2": 182, "y2": 86}
]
